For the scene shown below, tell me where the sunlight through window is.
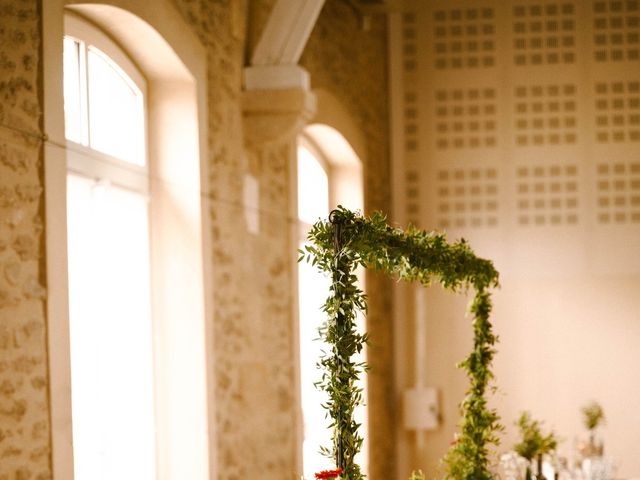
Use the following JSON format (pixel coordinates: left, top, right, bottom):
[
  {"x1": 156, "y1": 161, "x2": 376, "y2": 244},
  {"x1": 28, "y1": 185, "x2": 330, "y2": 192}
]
[
  {"x1": 64, "y1": 17, "x2": 154, "y2": 480},
  {"x1": 63, "y1": 34, "x2": 145, "y2": 166},
  {"x1": 67, "y1": 175, "x2": 156, "y2": 480},
  {"x1": 87, "y1": 47, "x2": 145, "y2": 165},
  {"x1": 297, "y1": 145, "x2": 332, "y2": 478}
]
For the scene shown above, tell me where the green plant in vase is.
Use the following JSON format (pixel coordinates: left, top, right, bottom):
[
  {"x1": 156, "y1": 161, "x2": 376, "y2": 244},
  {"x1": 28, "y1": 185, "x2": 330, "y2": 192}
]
[
  {"x1": 580, "y1": 401, "x2": 605, "y2": 457},
  {"x1": 300, "y1": 207, "x2": 501, "y2": 480},
  {"x1": 409, "y1": 470, "x2": 425, "y2": 480},
  {"x1": 514, "y1": 412, "x2": 558, "y2": 479}
]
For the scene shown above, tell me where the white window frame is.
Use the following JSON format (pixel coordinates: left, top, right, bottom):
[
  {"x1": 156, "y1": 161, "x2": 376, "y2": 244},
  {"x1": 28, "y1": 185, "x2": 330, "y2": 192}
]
[
  {"x1": 64, "y1": 12, "x2": 159, "y2": 479},
  {"x1": 64, "y1": 12, "x2": 149, "y2": 194},
  {"x1": 43, "y1": 2, "x2": 214, "y2": 479}
]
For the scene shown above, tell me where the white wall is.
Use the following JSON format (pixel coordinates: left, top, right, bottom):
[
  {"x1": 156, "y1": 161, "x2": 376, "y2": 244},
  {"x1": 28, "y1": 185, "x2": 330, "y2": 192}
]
[{"x1": 389, "y1": 1, "x2": 640, "y2": 477}]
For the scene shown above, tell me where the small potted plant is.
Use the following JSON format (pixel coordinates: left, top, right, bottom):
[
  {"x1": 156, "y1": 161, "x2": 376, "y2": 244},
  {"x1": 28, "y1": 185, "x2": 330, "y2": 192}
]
[
  {"x1": 579, "y1": 402, "x2": 605, "y2": 458},
  {"x1": 514, "y1": 412, "x2": 558, "y2": 479}
]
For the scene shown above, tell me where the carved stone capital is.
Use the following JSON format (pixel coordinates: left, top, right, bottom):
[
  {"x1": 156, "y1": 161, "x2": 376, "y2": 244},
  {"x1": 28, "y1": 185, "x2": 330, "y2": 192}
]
[{"x1": 242, "y1": 87, "x2": 317, "y2": 148}]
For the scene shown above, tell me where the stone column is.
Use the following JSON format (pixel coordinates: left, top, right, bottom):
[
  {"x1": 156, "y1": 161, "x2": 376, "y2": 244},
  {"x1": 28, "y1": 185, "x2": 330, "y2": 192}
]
[{"x1": 208, "y1": 86, "x2": 315, "y2": 480}]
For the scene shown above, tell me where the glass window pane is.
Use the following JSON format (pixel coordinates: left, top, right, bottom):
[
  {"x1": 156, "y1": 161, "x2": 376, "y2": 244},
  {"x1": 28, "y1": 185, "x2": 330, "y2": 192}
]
[
  {"x1": 299, "y1": 258, "x2": 332, "y2": 477},
  {"x1": 67, "y1": 174, "x2": 156, "y2": 480},
  {"x1": 63, "y1": 37, "x2": 84, "y2": 144},
  {"x1": 297, "y1": 146, "x2": 332, "y2": 477},
  {"x1": 87, "y1": 46, "x2": 145, "y2": 165},
  {"x1": 297, "y1": 145, "x2": 329, "y2": 224}
]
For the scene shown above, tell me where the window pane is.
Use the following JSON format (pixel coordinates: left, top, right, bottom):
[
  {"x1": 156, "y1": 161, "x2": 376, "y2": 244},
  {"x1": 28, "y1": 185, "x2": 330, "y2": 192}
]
[
  {"x1": 87, "y1": 46, "x2": 145, "y2": 165},
  {"x1": 67, "y1": 174, "x2": 156, "y2": 480},
  {"x1": 299, "y1": 259, "x2": 332, "y2": 477},
  {"x1": 297, "y1": 146, "x2": 329, "y2": 224},
  {"x1": 63, "y1": 37, "x2": 84, "y2": 144},
  {"x1": 297, "y1": 146, "x2": 332, "y2": 476}
]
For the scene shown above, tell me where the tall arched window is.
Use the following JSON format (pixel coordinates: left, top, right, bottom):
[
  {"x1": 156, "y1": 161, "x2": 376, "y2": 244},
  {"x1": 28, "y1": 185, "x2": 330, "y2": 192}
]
[
  {"x1": 297, "y1": 140, "x2": 331, "y2": 478},
  {"x1": 297, "y1": 126, "x2": 365, "y2": 478},
  {"x1": 64, "y1": 14, "x2": 156, "y2": 479},
  {"x1": 56, "y1": 8, "x2": 211, "y2": 479}
]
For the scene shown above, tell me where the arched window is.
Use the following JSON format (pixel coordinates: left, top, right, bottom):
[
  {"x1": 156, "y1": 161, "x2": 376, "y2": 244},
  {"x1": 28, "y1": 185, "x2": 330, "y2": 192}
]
[
  {"x1": 297, "y1": 126, "x2": 365, "y2": 478},
  {"x1": 49, "y1": 6, "x2": 211, "y2": 479},
  {"x1": 64, "y1": 14, "x2": 156, "y2": 479},
  {"x1": 297, "y1": 140, "x2": 331, "y2": 478}
]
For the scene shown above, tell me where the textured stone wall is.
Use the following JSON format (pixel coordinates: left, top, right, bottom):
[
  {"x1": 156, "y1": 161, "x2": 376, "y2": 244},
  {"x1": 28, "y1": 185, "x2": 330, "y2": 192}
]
[
  {"x1": 300, "y1": 3, "x2": 394, "y2": 479},
  {"x1": 0, "y1": 1, "x2": 390, "y2": 479},
  {"x1": 0, "y1": 1, "x2": 51, "y2": 479},
  {"x1": 171, "y1": 1, "x2": 300, "y2": 478},
  {"x1": 172, "y1": 2, "x2": 392, "y2": 477}
]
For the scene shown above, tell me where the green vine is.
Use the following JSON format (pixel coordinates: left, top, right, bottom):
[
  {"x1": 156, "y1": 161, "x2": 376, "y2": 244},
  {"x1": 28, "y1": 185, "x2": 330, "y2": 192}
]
[{"x1": 299, "y1": 207, "x2": 501, "y2": 479}]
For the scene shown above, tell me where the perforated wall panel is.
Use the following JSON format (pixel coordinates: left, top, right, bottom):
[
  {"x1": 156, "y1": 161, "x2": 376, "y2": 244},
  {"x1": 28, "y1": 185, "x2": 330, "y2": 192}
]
[
  {"x1": 594, "y1": 81, "x2": 640, "y2": 142},
  {"x1": 432, "y1": 7, "x2": 496, "y2": 69},
  {"x1": 596, "y1": 162, "x2": 640, "y2": 223},
  {"x1": 593, "y1": 0, "x2": 640, "y2": 62},
  {"x1": 436, "y1": 168, "x2": 499, "y2": 228},
  {"x1": 513, "y1": 2, "x2": 577, "y2": 65},
  {"x1": 434, "y1": 88, "x2": 497, "y2": 149},
  {"x1": 396, "y1": 0, "x2": 640, "y2": 264},
  {"x1": 514, "y1": 84, "x2": 578, "y2": 145},
  {"x1": 402, "y1": 11, "x2": 421, "y2": 226},
  {"x1": 516, "y1": 164, "x2": 579, "y2": 225}
]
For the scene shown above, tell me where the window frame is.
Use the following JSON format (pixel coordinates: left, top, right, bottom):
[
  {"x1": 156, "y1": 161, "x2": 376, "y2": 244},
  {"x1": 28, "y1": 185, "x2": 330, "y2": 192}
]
[
  {"x1": 64, "y1": 12, "x2": 149, "y2": 194},
  {"x1": 63, "y1": 12, "x2": 159, "y2": 479},
  {"x1": 43, "y1": 3, "x2": 214, "y2": 479}
]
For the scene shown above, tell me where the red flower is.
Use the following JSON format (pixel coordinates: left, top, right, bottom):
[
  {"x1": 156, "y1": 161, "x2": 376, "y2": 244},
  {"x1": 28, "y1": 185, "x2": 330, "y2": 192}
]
[{"x1": 315, "y1": 468, "x2": 343, "y2": 479}]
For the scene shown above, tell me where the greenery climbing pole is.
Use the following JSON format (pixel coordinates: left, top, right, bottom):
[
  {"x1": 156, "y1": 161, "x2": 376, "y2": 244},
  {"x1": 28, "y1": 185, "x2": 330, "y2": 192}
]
[{"x1": 299, "y1": 207, "x2": 501, "y2": 480}]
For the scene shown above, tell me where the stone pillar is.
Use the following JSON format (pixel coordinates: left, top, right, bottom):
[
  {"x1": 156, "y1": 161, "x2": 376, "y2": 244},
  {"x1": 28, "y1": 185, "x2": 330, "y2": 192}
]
[
  {"x1": 242, "y1": 88, "x2": 317, "y2": 148},
  {"x1": 208, "y1": 86, "x2": 314, "y2": 480}
]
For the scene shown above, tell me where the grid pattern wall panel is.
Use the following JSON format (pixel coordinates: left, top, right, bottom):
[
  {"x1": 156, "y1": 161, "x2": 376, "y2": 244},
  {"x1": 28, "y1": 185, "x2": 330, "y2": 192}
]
[
  {"x1": 435, "y1": 168, "x2": 499, "y2": 229},
  {"x1": 593, "y1": 0, "x2": 640, "y2": 62},
  {"x1": 404, "y1": 91, "x2": 419, "y2": 152},
  {"x1": 410, "y1": 0, "x2": 640, "y2": 239},
  {"x1": 403, "y1": 13, "x2": 418, "y2": 75},
  {"x1": 594, "y1": 81, "x2": 640, "y2": 142},
  {"x1": 402, "y1": 11, "x2": 422, "y2": 226},
  {"x1": 434, "y1": 88, "x2": 498, "y2": 149},
  {"x1": 596, "y1": 162, "x2": 640, "y2": 223},
  {"x1": 515, "y1": 164, "x2": 579, "y2": 225},
  {"x1": 406, "y1": 169, "x2": 420, "y2": 221},
  {"x1": 514, "y1": 84, "x2": 578, "y2": 145},
  {"x1": 432, "y1": 7, "x2": 496, "y2": 69},
  {"x1": 513, "y1": 1, "x2": 577, "y2": 65}
]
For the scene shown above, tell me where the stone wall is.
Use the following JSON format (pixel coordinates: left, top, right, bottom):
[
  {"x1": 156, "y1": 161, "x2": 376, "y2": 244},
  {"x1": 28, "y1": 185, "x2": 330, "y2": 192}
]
[
  {"x1": 0, "y1": 1, "x2": 391, "y2": 479},
  {"x1": 0, "y1": 1, "x2": 51, "y2": 479},
  {"x1": 301, "y1": 2, "x2": 395, "y2": 479},
  {"x1": 171, "y1": 1, "x2": 301, "y2": 478}
]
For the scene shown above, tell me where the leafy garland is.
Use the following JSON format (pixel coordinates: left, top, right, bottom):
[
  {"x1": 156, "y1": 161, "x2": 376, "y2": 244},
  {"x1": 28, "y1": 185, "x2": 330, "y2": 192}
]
[{"x1": 299, "y1": 207, "x2": 501, "y2": 480}]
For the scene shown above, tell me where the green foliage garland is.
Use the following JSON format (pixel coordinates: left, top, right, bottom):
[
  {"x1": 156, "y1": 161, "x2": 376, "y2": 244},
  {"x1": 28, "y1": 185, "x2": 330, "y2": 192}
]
[{"x1": 300, "y1": 207, "x2": 501, "y2": 479}]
